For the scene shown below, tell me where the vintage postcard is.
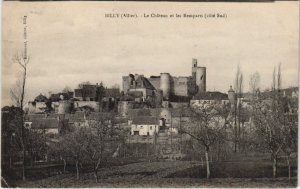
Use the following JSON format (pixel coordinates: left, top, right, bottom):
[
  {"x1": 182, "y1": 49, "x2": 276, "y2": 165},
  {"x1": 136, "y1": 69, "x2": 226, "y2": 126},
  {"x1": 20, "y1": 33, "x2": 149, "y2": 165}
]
[{"x1": 1, "y1": 1, "x2": 299, "y2": 188}]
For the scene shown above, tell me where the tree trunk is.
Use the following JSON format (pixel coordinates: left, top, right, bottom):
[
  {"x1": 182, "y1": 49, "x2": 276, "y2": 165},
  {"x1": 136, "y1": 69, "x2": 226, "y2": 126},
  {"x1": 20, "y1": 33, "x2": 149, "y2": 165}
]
[
  {"x1": 76, "y1": 161, "x2": 79, "y2": 180},
  {"x1": 63, "y1": 159, "x2": 66, "y2": 173},
  {"x1": 272, "y1": 156, "x2": 277, "y2": 178},
  {"x1": 94, "y1": 170, "x2": 98, "y2": 183},
  {"x1": 286, "y1": 155, "x2": 291, "y2": 181},
  {"x1": 123, "y1": 144, "x2": 126, "y2": 158},
  {"x1": 9, "y1": 157, "x2": 12, "y2": 168},
  {"x1": 234, "y1": 101, "x2": 237, "y2": 153},
  {"x1": 22, "y1": 146, "x2": 26, "y2": 181},
  {"x1": 154, "y1": 133, "x2": 157, "y2": 158},
  {"x1": 30, "y1": 155, "x2": 33, "y2": 167},
  {"x1": 217, "y1": 141, "x2": 220, "y2": 162},
  {"x1": 205, "y1": 149, "x2": 210, "y2": 179},
  {"x1": 146, "y1": 140, "x2": 149, "y2": 157},
  {"x1": 135, "y1": 146, "x2": 138, "y2": 157}
]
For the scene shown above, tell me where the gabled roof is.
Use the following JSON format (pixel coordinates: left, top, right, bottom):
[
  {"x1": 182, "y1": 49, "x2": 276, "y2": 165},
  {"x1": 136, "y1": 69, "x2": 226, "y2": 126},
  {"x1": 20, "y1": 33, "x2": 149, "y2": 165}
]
[
  {"x1": 132, "y1": 116, "x2": 158, "y2": 125},
  {"x1": 132, "y1": 75, "x2": 155, "y2": 90},
  {"x1": 34, "y1": 94, "x2": 48, "y2": 102},
  {"x1": 141, "y1": 77, "x2": 155, "y2": 90}
]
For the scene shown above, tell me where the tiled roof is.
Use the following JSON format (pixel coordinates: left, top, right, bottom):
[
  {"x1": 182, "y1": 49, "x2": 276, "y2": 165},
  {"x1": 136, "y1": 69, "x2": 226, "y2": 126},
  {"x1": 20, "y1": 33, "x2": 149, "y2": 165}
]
[
  {"x1": 128, "y1": 91, "x2": 143, "y2": 98},
  {"x1": 193, "y1": 92, "x2": 228, "y2": 100},
  {"x1": 68, "y1": 112, "x2": 85, "y2": 122},
  {"x1": 67, "y1": 112, "x2": 113, "y2": 122},
  {"x1": 170, "y1": 108, "x2": 194, "y2": 117},
  {"x1": 141, "y1": 77, "x2": 155, "y2": 90},
  {"x1": 133, "y1": 75, "x2": 155, "y2": 90},
  {"x1": 87, "y1": 112, "x2": 111, "y2": 121},
  {"x1": 115, "y1": 117, "x2": 129, "y2": 124},
  {"x1": 30, "y1": 118, "x2": 61, "y2": 129},
  {"x1": 127, "y1": 108, "x2": 161, "y2": 119},
  {"x1": 25, "y1": 113, "x2": 65, "y2": 121},
  {"x1": 47, "y1": 113, "x2": 65, "y2": 120},
  {"x1": 132, "y1": 116, "x2": 158, "y2": 125},
  {"x1": 25, "y1": 114, "x2": 47, "y2": 121}
]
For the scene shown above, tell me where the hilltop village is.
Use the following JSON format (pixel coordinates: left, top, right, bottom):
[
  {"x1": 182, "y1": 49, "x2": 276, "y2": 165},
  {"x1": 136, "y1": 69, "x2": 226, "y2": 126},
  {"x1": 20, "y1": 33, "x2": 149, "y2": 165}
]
[
  {"x1": 21, "y1": 58, "x2": 298, "y2": 156},
  {"x1": 2, "y1": 57, "x2": 299, "y2": 186}
]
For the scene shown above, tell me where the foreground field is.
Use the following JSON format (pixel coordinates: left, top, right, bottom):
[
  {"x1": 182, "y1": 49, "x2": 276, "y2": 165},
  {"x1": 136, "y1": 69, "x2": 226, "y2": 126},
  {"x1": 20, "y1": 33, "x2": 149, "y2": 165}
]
[{"x1": 15, "y1": 161, "x2": 297, "y2": 188}]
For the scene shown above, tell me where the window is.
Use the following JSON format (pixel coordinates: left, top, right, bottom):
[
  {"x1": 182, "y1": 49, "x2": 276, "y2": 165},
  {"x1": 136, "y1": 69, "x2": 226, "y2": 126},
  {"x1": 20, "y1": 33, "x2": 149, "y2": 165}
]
[
  {"x1": 140, "y1": 125, "x2": 143, "y2": 129},
  {"x1": 150, "y1": 126, "x2": 152, "y2": 130},
  {"x1": 25, "y1": 123, "x2": 30, "y2": 128}
]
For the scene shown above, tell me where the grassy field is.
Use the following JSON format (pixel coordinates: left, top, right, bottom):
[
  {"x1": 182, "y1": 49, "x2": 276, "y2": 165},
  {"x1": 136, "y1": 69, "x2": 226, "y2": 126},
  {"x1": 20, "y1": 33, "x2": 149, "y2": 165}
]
[{"x1": 12, "y1": 160, "x2": 297, "y2": 188}]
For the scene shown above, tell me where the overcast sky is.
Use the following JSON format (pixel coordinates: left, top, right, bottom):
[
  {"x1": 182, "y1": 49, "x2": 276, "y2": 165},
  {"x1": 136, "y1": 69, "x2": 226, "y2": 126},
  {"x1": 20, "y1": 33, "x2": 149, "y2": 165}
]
[{"x1": 2, "y1": 1, "x2": 299, "y2": 106}]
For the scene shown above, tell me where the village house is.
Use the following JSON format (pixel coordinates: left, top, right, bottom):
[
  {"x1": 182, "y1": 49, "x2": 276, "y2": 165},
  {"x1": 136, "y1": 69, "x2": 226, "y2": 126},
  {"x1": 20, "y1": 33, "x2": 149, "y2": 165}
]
[
  {"x1": 131, "y1": 116, "x2": 159, "y2": 136},
  {"x1": 24, "y1": 114, "x2": 67, "y2": 137},
  {"x1": 190, "y1": 91, "x2": 230, "y2": 108}
]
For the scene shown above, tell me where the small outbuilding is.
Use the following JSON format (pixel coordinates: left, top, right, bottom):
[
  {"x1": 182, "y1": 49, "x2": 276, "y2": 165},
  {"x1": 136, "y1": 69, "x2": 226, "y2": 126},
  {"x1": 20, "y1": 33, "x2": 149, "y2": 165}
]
[{"x1": 131, "y1": 116, "x2": 159, "y2": 136}]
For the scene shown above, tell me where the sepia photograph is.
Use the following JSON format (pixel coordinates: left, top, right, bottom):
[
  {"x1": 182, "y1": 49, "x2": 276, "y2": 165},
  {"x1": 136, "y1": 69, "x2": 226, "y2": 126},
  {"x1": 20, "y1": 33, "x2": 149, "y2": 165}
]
[{"x1": 1, "y1": 1, "x2": 299, "y2": 188}]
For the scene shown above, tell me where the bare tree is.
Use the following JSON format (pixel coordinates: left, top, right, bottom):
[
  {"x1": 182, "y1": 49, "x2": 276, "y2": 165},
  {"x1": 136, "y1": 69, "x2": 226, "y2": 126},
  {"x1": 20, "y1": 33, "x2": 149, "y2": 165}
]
[
  {"x1": 237, "y1": 73, "x2": 243, "y2": 151},
  {"x1": 249, "y1": 72, "x2": 261, "y2": 95},
  {"x1": 252, "y1": 92, "x2": 284, "y2": 178},
  {"x1": 85, "y1": 118, "x2": 118, "y2": 183},
  {"x1": 281, "y1": 113, "x2": 297, "y2": 180},
  {"x1": 55, "y1": 113, "x2": 118, "y2": 182},
  {"x1": 277, "y1": 63, "x2": 281, "y2": 91},
  {"x1": 25, "y1": 129, "x2": 47, "y2": 167},
  {"x1": 180, "y1": 104, "x2": 228, "y2": 179},
  {"x1": 62, "y1": 86, "x2": 72, "y2": 93},
  {"x1": 60, "y1": 128, "x2": 87, "y2": 180},
  {"x1": 1, "y1": 106, "x2": 23, "y2": 168},
  {"x1": 10, "y1": 54, "x2": 29, "y2": 109},
  {"x1": 48, "y1": 140, "x2": 69, "y2": 173},
  {"x1": 276, "y1": 63, "x2": 297, "y2": 180},
  {"x1": 233, "y1": 65, "x2": 243, "y2": 152},
  {"x1": 272, "y1": 67, "x2": 276, "y2": 91},
  {"x1": 252, "y1": 64, "x2": 292, "y2": 178},
  {"x1": 78, "y1": 81, "x2": 91, "y2": 101},
  {"x1": 9, "y1": 53, "x2": 29, "y2": 181},
  {"x1": 111, "y1": 84, "x2": 120, "y2": 89}
]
